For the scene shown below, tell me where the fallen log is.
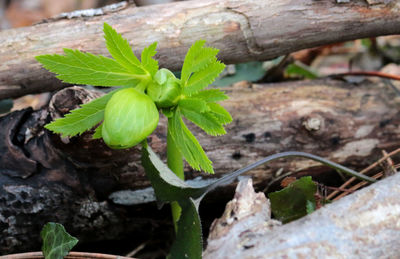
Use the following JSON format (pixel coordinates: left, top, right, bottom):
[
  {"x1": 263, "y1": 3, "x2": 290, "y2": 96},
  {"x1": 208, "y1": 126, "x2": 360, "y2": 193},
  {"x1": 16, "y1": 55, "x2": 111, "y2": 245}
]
[
  {"x1": 204, "y1": 174, "x2": 400, "y2": 258},
  {"x1": 1, "y1": 0, "x2": 400, "y2": 99},
  {"x1": 1, "y1": 78, "x2": 399, "y2": 254}
]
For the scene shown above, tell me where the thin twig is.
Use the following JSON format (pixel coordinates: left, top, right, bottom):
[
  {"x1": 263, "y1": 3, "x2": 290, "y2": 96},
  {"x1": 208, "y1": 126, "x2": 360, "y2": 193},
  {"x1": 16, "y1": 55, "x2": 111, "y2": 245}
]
[
  {"x1": 125, "y1": 242, "x2": 147, "y2": 257},
  {"x1": 326, "y1": 148, "x2": 400, "y2": 200},
  {"x1": 329, "y1": 71, "x2": 400, "y2": 81},
  {"x1": 333, "y1": 172, "x2": 383, "y2": 201}
]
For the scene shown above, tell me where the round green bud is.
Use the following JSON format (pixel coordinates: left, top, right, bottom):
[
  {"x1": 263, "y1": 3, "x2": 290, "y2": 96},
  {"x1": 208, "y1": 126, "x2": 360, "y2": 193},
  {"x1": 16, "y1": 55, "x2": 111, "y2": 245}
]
[
  {"x1": 102, "y1": 88, "x2": 159, "y2": 149},
  {"x1": 147, "y1": 68, "x2": 182, "y2": 108}
]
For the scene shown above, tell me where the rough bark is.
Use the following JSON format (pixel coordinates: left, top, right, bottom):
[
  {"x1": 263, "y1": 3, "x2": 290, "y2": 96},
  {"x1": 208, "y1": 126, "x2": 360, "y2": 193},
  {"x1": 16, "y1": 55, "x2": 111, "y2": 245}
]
[
  {"x1": 1, "y1": 78, "x2": 400, "y2": 254},
  {"x1": 1, "y1": 0, "x2": 400, "y2": 99},
  {"x1": 204, "y1": 175, "x2": 400, "y2": 258}
]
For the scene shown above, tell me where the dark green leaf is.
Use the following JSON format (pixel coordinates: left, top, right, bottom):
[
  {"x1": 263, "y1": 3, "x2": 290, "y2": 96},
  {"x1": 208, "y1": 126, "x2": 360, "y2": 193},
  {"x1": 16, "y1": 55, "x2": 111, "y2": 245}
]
[
  {"x1": 41, "y1": 222, "x2": 78, "y2": 259},
  {"x1": 268, "y1": 176, "x2": 317, "y2": 223},
  {"x1": 285, "y1": 62, "x2": 318, "y2": 79},
  {"x1": 168, "y1": 199, "x2": 202, "y2": 259},
  {"x1": 141, "y1": 144, "x2": 204, "y2": 202}
]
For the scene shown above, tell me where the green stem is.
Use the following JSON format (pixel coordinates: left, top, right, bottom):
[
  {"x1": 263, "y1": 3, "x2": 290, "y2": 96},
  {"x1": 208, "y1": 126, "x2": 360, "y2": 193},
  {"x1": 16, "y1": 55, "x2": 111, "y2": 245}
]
[{"x1": 167, "y1": 122, "x2": 184, "y2": 233}]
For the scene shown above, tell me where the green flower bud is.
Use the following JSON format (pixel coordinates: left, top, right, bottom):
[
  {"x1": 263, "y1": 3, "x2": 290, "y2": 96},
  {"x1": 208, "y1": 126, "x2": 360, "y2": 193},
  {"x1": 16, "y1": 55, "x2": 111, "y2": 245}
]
[
  {"x1": 102, "y1": 88, "x2": 159, "y2": 149},
  {"x1": 147, "y1": 68, "x2": 182, "y2": 108}
]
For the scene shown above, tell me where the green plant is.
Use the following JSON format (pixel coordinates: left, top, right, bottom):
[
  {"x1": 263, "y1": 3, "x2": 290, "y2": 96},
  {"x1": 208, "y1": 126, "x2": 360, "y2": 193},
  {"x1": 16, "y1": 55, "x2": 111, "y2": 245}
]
[
  {"x1": 41, "y1": 222, "x2": 78, "y2": 259},
  {"x1": 37, "y1": 23, "x2": 376, "y2": 258}
]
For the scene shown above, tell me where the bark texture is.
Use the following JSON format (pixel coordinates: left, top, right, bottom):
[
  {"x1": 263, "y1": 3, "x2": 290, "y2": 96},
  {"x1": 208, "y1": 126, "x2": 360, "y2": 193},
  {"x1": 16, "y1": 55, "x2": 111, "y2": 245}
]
[
  {"x1": 204, "y1": 175, "x2": 400, "y2": 258},
  {"x1": 1, "y1": 78, "x2": 400, "y2": 253},
  {"x1": 1, "y1": 0, "x2": 400, "y2": 99}
]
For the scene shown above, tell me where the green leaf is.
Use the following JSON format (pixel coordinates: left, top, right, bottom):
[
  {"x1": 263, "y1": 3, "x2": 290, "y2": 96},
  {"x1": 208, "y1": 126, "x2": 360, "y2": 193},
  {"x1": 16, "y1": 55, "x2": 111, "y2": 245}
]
[
  {"x1": 92, "y1": 124, "x2": 103, "y2": 139},
  {"x1": 36, "y1": 49, "x2": 146, "y2": 87},
  {"x1": 184, "y1": 61, "x2": 225, "y2": 95},
  {"x1": 268, "y1": 176, "x2": 317, "y2": 223},
  {"x1": 141, "y1": 144, "x2": 204, "y2": 202},
  {"x1": 180, "y1": 107, "x2": 226, "y2": 136},
  {"x1": 41, "y1": 222, "x2": 78, "y2": 259},
  {"x1": 103, "y1": 22, "x2": 144, "y2": 74},
  {"x1": 306, "y1": 200, "x2": 316, "y2": 214},
  {"x1": 190, "y1": 89, "x2": 228, "y2": 103},
  {"x1": 207, "y1": 103, "x2": 232, "y2": 125},
  {"x1": 168, "y1": 199, "x2": 202, "y2": 259},
  {"x1": 178, "y1": 98, "x2": 209, "y2": 113},
  {"x1": 285, "y1": 61, "x2": 318, "y2": 79},
  {"x1": 168, "y1": 109, "x2": 214, "y2": 174},
  {"x1": 45, "y1": 90, "x2": 116, "y2": 138},
  {"x1": 141, "y1": 42, "x2": 159, "y2": 77},
  {"x1": 181, "y1": 40, "x2": 219, "y2": 86}
]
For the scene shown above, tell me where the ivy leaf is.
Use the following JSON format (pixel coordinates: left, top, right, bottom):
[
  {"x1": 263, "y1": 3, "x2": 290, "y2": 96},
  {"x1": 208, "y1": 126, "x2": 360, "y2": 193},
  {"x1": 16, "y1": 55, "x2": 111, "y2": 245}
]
[
  {"x1": 141, "y1": 42, "x2": 159, "y2": 77},
  {"x1": 190, "y1": 89, "x2": 229, "y2": 103},
  {"x1": 268, "y1": 176, "x2": 317, "y2": 223},
  {"x1": 103, "y1": 22, "x2": 145, "y2": 74},
  {"x1": 36, "y1": 49, "x2": 144, "y2": 87},
  {"x1": 184, "y1": 61, "x2": 225, "y2": 95},
  {"x1": 41, "y1": 222, "x2": 78, "y2": 259},
  {"x1": 168, "y1": 108, "x2": 214, "y2": 174},
  {"x1": 45, "y1": 90, "x2": 116, "y2": 138}
]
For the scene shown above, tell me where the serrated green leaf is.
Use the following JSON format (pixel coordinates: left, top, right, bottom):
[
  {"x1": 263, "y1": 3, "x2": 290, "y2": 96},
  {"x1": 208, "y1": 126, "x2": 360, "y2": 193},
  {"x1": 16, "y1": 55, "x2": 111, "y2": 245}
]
[
  {"x1": 92, "y1": 124, "x2": 103, "y2": 139},
  {"x1": 180, "y1": 107, "x2": 226, "y2": 136},
  {"x1": 181, "y1": 40, "x2": 220, "y2": 86},
  {"x1": 190, "y1": 89, "x2": 228, "y2": 103},
  {"x1": 103, "y1": 22, "x2": 144, "y2": 74},
  {"x1": 207, "y1": 102, "x2": 232, "y2": 125},
  {"x1": 41, "y1": 222, "x2": 78, "y2": 259},
  {"x1": 268, "y1": 176, "x2": 317, "y2": 223},
  {"x1": 45, "y1": 90, "x2": 116, "y2": 138},
  {"x1": 178, "y1": 98, "x2": 209, "y2": 113},
  {"x1": 184, "y1": 61, "x2": 225, "y2": 95},
  {"x1": 168, "y1": 109, "x2": 214, "y2": 174},
  {"x1": 36, "y1": 49, "x2": 146, "y2": 87},
  {"x1": 168, "y1": 198, "x2": 202, "y2": 259},
  {"x1": 141, "y1": 42, "x2": 159, "y2": 77}
]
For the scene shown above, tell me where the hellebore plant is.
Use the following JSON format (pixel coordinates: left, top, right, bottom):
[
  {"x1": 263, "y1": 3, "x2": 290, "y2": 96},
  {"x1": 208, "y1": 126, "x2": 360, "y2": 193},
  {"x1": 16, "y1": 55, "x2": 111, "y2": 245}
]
[{"x1": 37, "y1": 23, "x2": 376, "y2": 259}]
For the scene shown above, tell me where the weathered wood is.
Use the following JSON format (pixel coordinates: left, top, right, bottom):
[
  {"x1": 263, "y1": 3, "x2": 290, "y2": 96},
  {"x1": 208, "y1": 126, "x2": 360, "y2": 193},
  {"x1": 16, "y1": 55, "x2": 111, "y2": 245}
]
[
  {"x1": 204, "y1": 174, "x2": 400, "y2": 258},
  {"x1": 1, "y1": 0, "x2": 400, "y2": 99},
  {"x1": 1, "y1": 78, "x2": 400, "y2": 253}
]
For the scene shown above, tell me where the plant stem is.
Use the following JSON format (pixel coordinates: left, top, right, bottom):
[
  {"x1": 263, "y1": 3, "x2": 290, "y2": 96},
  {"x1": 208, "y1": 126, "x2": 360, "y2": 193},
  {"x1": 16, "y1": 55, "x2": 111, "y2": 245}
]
[{"x1": 167, "y1": 123, "x2": 184, "y2": 233}]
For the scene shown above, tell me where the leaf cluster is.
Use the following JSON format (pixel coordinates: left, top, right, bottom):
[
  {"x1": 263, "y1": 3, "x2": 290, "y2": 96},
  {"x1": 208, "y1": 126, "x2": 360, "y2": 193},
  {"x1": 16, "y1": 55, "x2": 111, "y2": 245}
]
[{"x1": 37, "y1": 23, "x2": 231, "y2": 174}]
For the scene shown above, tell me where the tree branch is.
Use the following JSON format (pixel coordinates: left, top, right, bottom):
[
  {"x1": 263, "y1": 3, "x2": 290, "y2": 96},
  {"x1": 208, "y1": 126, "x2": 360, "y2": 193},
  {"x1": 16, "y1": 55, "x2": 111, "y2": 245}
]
[{"x1": 1, "y1": 0, "x2": 400, "y2": 99}]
